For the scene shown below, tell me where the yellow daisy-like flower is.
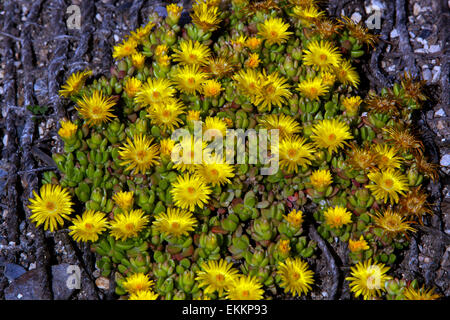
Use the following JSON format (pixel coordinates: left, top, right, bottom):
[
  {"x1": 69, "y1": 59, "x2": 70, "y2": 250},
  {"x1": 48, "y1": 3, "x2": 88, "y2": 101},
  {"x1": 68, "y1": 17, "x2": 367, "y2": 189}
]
[
  {"x1": 155, "y1": 44, "x2": 169, "y2": 57},
  {"x1": 278, "y1": 239, "x2": 291, "y2": 255},
  {"x1": 123, "y1": 77, "x2": 142, "y2": 98},
  {"x1": 173, "y1": 64, "x2": 208, "y2": 95},
  {"x1": 134, "y1": 78, "x2": 175, "y2": 107},
  {"x1": 233, "y1": 68, "x2": 261, "y2": 98},
  {"x1": 75, "y1": 90, "x2": 117, "y2": 127},
  {"x1": 28, "y1": 184, "x2": 74, "y2": 232},
  {"x1": 292, "y1": 5, "x2": 325, "y2": 25},
  {"x1": 257, "y1": 17, "x2": 293, "y2": 46},
  {"x1": 204, "y1": 116, "x2": 228, "y2": 135},
  {"x1": 131, "y1": 52, "x2": 145, "y2": 69},
  {"x1": 172, "y1": 136, "x2": 207, "y2": 173},
  {"x1": 112, "y1": 38, "x2": 137, "y2": 60},
  {"x1": 346, "y1": 259, "x2": 391, "y2": 300},
  {"x1": 109, "y1": 209, "x2": 149, "y2": 241},
  {"x1": 310, "y1": 169, "x2": 333, "y2": 190},
  {"x1": 310, "y1": 119, "x2": 353, "y2": 154},
  {"x1": 59, "y1": 69, "x2": 92, "y2": 97},
  {"x1": 146, "y1": 98, "x2": 185, "y2": 132},
  {"x1": 58, "y1": 120, "x2": 78, "y2": 139},
  {"x1": 335, "y1": 59, "x2": 360, "y2": 87},
  {"x1": 260, "y1": 113, "x2": 301, "y2": 139},
  {"x1": 195, "y1": 154, "x2": 235, "y2": 187},
  {"x1": 246, "y1": 37, "x2": 262, "y2": 50},
  {"x1": 202, "y1": 79, "x2": 223, "y2": 97},
  {"x1": 342, "y1": 96, "x2": 362, "y2": 114},
  {"x1": 153, "y1": 208, "x2": 198, "y2": 238},
  {"x1": 371, "y1": 144, "x2": 403, "y2": 170},
  {"x1": 370, "y1": 209, "x2": 416, "y2": 237},
  {"x1": 112, "y1": 191, "x2": 134, "y2": 211},
  {"x1": 320, "y1": 71, "x2": 336, "y2": 87},
  {"x1": 68, "y1": 210, "x2": 109, "y2": 242},
  {"x1": 283, "y1": 209, "x2": 304, "y2": 228},
  {"x1": 203, "y1": 56, "x2": 235, "y2": 79},
  {"x1": 366, "y1": 169, "x2": 409, "y2": 204},
  {"x1": 231, "y1": 35, "x2": 247, "y2": 51},
  {"x1": 195, "y1": 259, "x2": 239, "y2": 295},
  {"x1": 171, "y1": 174, "x2": 212, "y2": 211},
  {"x1": 118, "y1": 134, "x2": 160, "y2": 175},
  {"x1": 404, "y1": 285, "x2": 441, "y2": 300},
  {"x1": 277, "y1": 257, "x2": 314, "y2": 297},
  {"x1": 253, "y1": 70, "x2": 292, "y2": 111},
  {"x1": 323, "y1": 206, "x2": 352, "y2": 229},
  {"x1": 279, "y1": 135, "x2": 316, "y2": 173},
  {"x1": 347, "y1": 143, "x2": 377, "y2": 171},
  {"x1": 160, "y1": 138, "x2": 176, "y2": 157},
  {"x1": 245, "y1": 53, "x2": 261, "y2": 69},
  {"x1": 186, "y1": 110, "x2": 201, "y2": 122},
  {"x1": 129, "y1": 290, "x2": 159, "y2": 300},
  {"x1": 122, "y1": 273, "x2": 154, "y2": 294},
  {"x1": 172, "y1": 40, "x2": 211, "y2": 66},
  {"x1": 129, "y1": 22, "x2": 154, "y2": 42},
  {"x1": 302, "y1": 40, "x2": 342, "y2": 71},
  {"x1": 226, "y1": 275, "x2": 264, "y2": 300},
  {"x1": 190, "y1": 3, "x2": 222, "y2": 31},
  {"x1": 297, "y1": 77, "x2": 329, "y2": 100},
  {"x1": 348, "y1": 235, "x2": 370, "y2": 253}
]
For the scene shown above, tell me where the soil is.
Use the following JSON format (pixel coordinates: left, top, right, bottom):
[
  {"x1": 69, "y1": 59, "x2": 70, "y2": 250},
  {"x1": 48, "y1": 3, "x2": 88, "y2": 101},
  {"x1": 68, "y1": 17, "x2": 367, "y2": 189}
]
[{"x1": 0, "y1": 0, "x2": 448, "y2": 300}]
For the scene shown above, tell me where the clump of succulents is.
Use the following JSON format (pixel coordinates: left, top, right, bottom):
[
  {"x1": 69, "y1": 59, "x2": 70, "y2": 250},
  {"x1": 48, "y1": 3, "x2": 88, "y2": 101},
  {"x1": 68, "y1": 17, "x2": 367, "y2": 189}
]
[{"x1": 29, "y1": 0, "x2": 440, "y2": 300}]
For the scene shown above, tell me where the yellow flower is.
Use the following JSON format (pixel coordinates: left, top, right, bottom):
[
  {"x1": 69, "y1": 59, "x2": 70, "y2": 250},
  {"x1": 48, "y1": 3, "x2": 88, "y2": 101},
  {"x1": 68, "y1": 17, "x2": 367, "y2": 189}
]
[
  {"x1": 310, "y1": 169, "x2": 333, "y2": 190},
  {"x1": 257, "y1": 17, "x2": 293, "y2": 46},
  {"x1": 123, "y1": 77, "x2": 142, "y2": 98},
  {"x1": 253, "y1": 70, "x2": 292, "y2": 111},
  {"x1": 195, "y1": 259, "x2": 239, "y2": 295},
  {"x1": 346, "y1": 259, "x2": 391, "y2": 300},
  {"x1": 75, "y1": 90, "x2": 117, "y2": 127},
  {"x1": 203, "y1": 56, "x2": 235, "y2": 78},
  {"x1": 371, "y1": 144, "x2": 403, "y2": 170},
  {"x1": 172, "y1": 136, "x2": 207, "y2": 173},
  {"x1": 112, "y1": 191, "x2": 134, "y2": 211},
  {"x1": 233, "y1": 68, "x2": 261, "y2": 98},
  {"x1": 323, "y1": 206, "x2": 352, "y2": 229},
  {"x1": 173, "y1": 64, "x2": 208, "y2": 95},
  {"x1": 283, "y1": 209, "x2": 304, "y2": 228},
  {"x1": 204, "y1": 116, "x2": 228, "y2": 135},
  {"x1": 246, "y1": 37, "x2": 262, "y2": 50},
  {"x1": 68, "y1": 210, "x2": 109, "y2": 242},
  {"x1": 157, "y1": 55, "x2": 171, "y2": 67},
  {"x1": 297, "y1": 77, "x2": 329, "y2": 100},
  {"x1": 28, "y1": 184, "x2": 74, "y2": 232},
  {"x1": 245, "y1": 53, "x2": 261, "y2": 68},
  {"x1": 134, "y1": 77, "x2": 175, "y2": 107},
  {"x1": 404, "y1": 285, "x2": 441, "y2": 300},
  {"x1": 129, "y1": 290, "x2": 159, "y2": 300},
  {"x1": 310, "y1": 118, "x2": 353, "y2": 154},
  {"x1": 122, "y1": 273, "x2": 154, "y2": 294},
  {"x1": 366, "y1": 169, "x2": 409, "y2": 204},
  {"x1": 292, "y1": 5, "x2": 325, "y2": 25},
  {"x1": 170, "y1": 173, "x2": 212, "y2": 211},
  {"x1": 112, "y1": 38, "x2": 137, "y2": 60},
  {"x1": 118, "y1": 134, "x2": 160, "y2": 175},
  {"x1": 129, "y1": 22, "x2": 154, "y2": 42},
  {"x1": 131, "y1": 52, "x2": 145, "y2": 69},
  {"x1": 59, "y1": 69, "x2": 92, "y2": 97},
  {"x1": 166, "y1": 3, "x2": 183, "y2": 23},
  {"x1": 153, "y1": 208, "x2": 198, "y2": 238},
  {"x1": 190, "y1": 3, "x2": 222, "y2": 31},
  {"x1": 231, "y1": 35, "x2": 247, "y2": 51},
  {"x1": 146, "y1": 98, "x2": 185, "y2": 132},
  {"x1": 195, "y1": 154, "x2": 235, "y2": 187},
  {"x1": 383, "y1": 126, "x2": 424, "y2": 155},
  {"x1": 320, "y1": 71, "x2": 336, "y2": 87},
  {"x1": 302, "y1": 40, "x2": 342, "y2": 71},
  {"x1": 279, "y1": 135, "x2": 316, "y2": 173},
  {"x1": 335, "y1": 59, "x2": 360, "y2": 87},
  {"x1": 202, "y1": 79, "x2": 223, "y2": 97},
  {"x1": 342, "y1": 96, "x2": 362, "y2": 114},
  {"x1": 260, "y1": 114, "x2": 300, "y2": 139},
  {"x1": 109, "y1": 209, "x2": 149, "y2": 241},
  {"x1": 348, "y1": 235, "x2": 370, "y2": 253},
  {"x1": 278, "y1": 239, "x2": 291, "y2": 255},
  {"x1": 370, "y1": 209, "x2": 416, "y2": 237},
  {"x1": 160, "y1": 138, "x2": 176, "y2": 156},
  {"x1": 277, "y1": 257, "x2": 314, "y2": 297},
  {"x1": 58, "y1": 120, "x2": 78, "y2": 139},
  {"x1": 155, "y1": 44, "x2": 169, "y2": 57},
  {"x1": 226, "y1": 275, "x2": 264, "y2": 300},
  {"x1": 187, "y1": 110, "x2": 201, "y2": 122},
  {"x1": 347, "y1": 143, "x2": 377, "y2": 171},
  {"x1": 172, "y1": 40, "x2": 211, "y2": 66}
]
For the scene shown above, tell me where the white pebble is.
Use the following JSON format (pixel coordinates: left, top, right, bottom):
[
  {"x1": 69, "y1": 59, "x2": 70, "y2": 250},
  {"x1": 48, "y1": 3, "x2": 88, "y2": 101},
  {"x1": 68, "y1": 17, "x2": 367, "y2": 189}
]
[
  {"x1": 351, "y1": 12, "x2": 362, "y2": 23},
  {"x1": 114, "y1": 34, "x2": 120, "y2": 42},
  {"x1": 440, "y1": 154, "x2": 450, "y2": 167},
  {"x1": 429, "y1": 44, "x2": 440, "y2": 53},
  {"x1": 95, "y1": 13, "x2": 102, "y2": 22},
  {"x1": 422, "y1": 67, "x2": 432, "y2": 82},
  {"x1": 435, "y1": 108, "x2": 446, "y2": 117},
  {"x1": 17, "y1": 294, "x2": 23, "y2": 299},
  {"x1": 390, "y1": 28, "x2": 399, "y2": 38},
  {"x1": 432, "y1": 66, "x2": 441, "y2": 83},
  {"x1": 413, "y1": 3, "x2": 421, "y2": 16}
]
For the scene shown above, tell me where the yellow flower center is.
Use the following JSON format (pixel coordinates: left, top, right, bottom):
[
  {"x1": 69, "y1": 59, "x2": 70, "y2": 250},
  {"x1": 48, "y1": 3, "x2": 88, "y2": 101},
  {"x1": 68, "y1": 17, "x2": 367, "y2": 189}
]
[
  {"x1": 366, "y1": 275, "x2": 378, "y2": 289},
  {"x1": 216, "y1": 274, "x2": 225, "y2": 282},
  {"x1": 309, "y1": 87, "x2": 318, "y2": 95},
  {"x1": 152, "y1": 91, "x2": 160, "y2": 98},
  {"x1": 292, "y1": 272, "x2": 300, "y2": 280},
  {"x1": 84, "y1": 223, "x2": 93, "y2": 230},
  {"x1": 136, "y1": 150, "x2": 147, "y2": 161},
  {"x1": 125, "y1": 223, "x2": 135, "y2": 231},
  {"x1": 188, "y1": 78, "x2": 195, "y2": 85},
  {"x1": 270, "y1": 30, "x2": 278, "y2": 38},
  {"x1": 189, "y1": 54, "x2": 197, "y2": 61},
  {"x1": 91, "y1": 106, "x2": 101, "y2": 115},
  {"x1": 46, "y1": 201, "x2": 56, "y2": 211},
  {"x1": 187, "y1": 187, "x2": 195, "y2": 194},
  {"x1": 171, "y1": 222, "x2": 180, "y2": 229},
  {"x1": 288, "y1": 149, "x2": 297, "y2": 158},
  {"x1": 242, "y1": 290, "x2": 249, "y2": 297},
  {"x1": 383, "y1": 178, "x2": 394, "y2": 189},
  {"x1": 162, "y1": 110, "x2": 171, "y2": 118},
  {"x1": 320, "y1": 54, "x2": 327, "y2": 61},
  {"x1": 210, "y1": 169, "x2": 218, "y2": 176}
]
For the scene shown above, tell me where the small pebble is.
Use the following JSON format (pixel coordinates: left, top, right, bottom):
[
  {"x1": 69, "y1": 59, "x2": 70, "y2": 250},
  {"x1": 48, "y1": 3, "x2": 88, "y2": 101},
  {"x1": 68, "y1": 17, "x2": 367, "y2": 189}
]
[
  {"x1": 390, "y1": 28, "x2": 399, "y2": 38},
  {"x1": 429, "y1": 44, "x2": 440, "y2": 53},
  {"x1": 413, "y1": 3, "x2": 421, "y2": 16},
  {"x1": 351, "y1": 12, "x2": 362, "y2": 23},
  {"x1": 95, "y1": 13, "x2": 102, "y2": 22},
  {"x1": 422, "y1": 67, "x2": 432, "y2": 82},
  {"x1": 440, "y1": 154, "x2": 450, "y2": 167},
  {"x1": 435, "y1": 108, "x2": 446, "y2": 117},
  {"x1": 95, "y1": 276, "x2": 110, "y2": 290},
  {"x1": 114, "y1": 34, "x2": 120, "y2": 42}
]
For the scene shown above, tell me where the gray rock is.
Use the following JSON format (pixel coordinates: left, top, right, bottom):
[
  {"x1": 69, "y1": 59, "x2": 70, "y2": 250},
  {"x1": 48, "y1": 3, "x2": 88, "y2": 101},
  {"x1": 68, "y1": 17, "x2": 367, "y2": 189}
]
[
  {"x1": 429, "y1": 44, "x2": 441, "y2": 53},
  {"x1": 51, "y1": 264, "x2": 77, "y2": 300},
  {"x1": 441, "y1": 154, "x2": 450, "y2": 167},
  {"x1": 422, "y1": 67, "x2": 432, "y2": 82},
  {"x1": 4, "y1": 263, "x2": 27, "y2": 281},
  {"x1": 4, "y1": 268, "x2": 51, "y2": 300},
  {"x1": 435, "y1": 108, "x2": 446, "y2": 117},
  {"x1": 413, "y1": 3, "x2": 421, "y2": 16}
]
